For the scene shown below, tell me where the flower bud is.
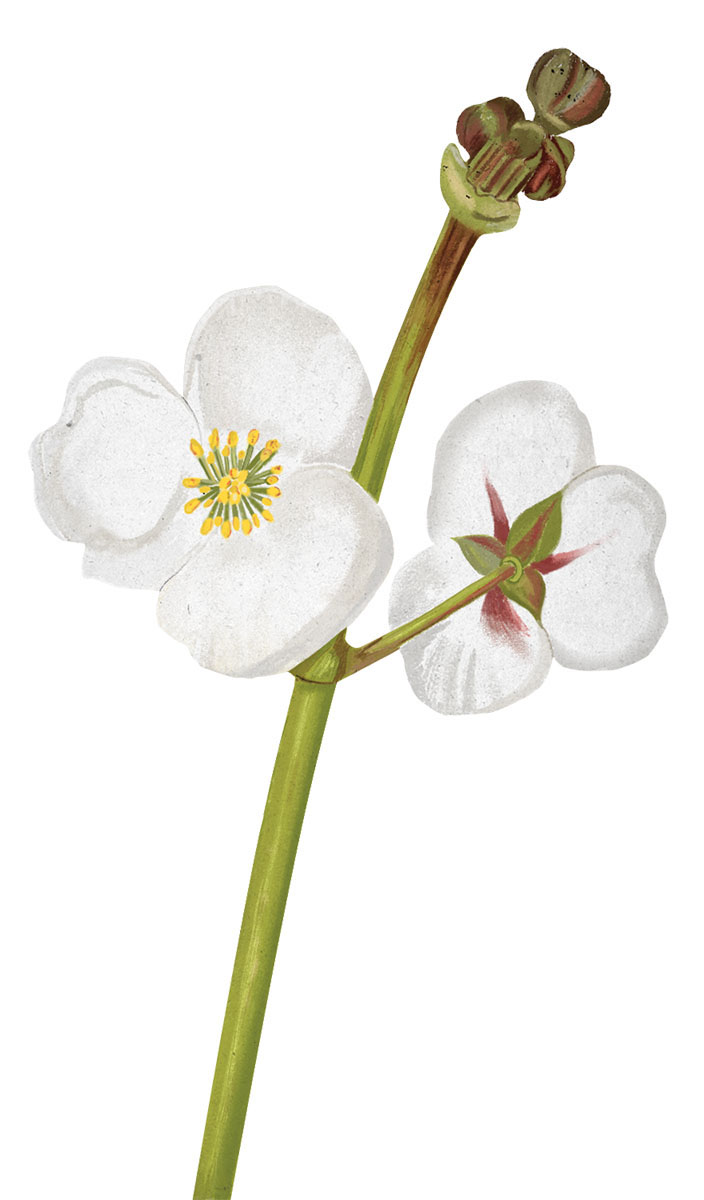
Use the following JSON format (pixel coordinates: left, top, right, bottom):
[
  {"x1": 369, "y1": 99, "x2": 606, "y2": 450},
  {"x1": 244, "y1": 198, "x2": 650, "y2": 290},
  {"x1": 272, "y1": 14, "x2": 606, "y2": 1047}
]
[
  {"x1": 456, "y1": 96, "x2": 525, "y2": 157},
  {"x1": 440, "y1": 144, "x2": 520, "y2": 236},
  {"x1": 523, "y1": 135, "x2": 574, "y2": 201},
  {"x1": 527, "y1": 49, "x2": 610, "y2": 134},
  {"x1": 466, "y1": 120, "x2": 544, "y2": 201}
]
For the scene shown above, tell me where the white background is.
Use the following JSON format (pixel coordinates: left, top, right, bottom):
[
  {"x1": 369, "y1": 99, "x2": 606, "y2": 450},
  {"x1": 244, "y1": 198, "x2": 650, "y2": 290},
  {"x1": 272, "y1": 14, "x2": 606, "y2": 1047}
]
[{"x1": 3, "y1": 3, "x2": 702, "y2": 1197}]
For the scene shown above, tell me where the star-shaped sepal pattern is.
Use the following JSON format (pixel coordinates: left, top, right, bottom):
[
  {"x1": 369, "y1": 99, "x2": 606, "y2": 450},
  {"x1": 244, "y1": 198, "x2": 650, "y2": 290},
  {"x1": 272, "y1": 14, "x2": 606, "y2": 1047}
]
[{"x1": 454, "y1": 489, "x2": 565, "y2": 624}]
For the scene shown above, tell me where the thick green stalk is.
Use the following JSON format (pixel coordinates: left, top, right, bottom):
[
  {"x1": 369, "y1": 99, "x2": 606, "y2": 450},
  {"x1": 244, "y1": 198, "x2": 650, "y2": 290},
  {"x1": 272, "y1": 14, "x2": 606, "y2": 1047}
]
[
  {"x1": 194, "y1": 214, "x2": 481, "y2": 1199},
  {"x1": 193, "y1": 679, "x2": 335, "y2": 1199},
  {"x1": 352, "y1": 215, "x2": 479, "y2": 500}
]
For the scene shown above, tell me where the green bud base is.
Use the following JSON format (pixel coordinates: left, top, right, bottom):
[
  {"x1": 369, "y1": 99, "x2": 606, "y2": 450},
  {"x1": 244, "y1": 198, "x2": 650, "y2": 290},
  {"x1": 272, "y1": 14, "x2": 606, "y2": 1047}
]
[{"x1": 440, "y1": 144, "x2": 520, "y2": 235}]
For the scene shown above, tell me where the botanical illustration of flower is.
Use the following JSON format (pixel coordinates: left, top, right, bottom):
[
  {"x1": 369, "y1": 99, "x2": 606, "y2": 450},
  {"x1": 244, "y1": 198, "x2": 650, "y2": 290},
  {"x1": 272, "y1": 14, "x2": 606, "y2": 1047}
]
[
  {"x1": 389, "y1": 381, "x2": 666, "y2": 714},
  {"x1": 32, "y1": 286, "x2": 393, "y2": 677},
  {"x1": 24, "y1": 42, "x2": 670, "y2": 1200}
]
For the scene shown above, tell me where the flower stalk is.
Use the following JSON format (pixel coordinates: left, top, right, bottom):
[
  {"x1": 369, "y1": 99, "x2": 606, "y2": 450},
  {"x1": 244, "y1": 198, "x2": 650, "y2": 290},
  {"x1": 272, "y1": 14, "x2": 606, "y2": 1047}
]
[
  {"x1": 292, "y1": 561, "x2": 515, "y2": 682},
  {"x1": 194, "y1": 47, "x2": 612, "y2": 1195},
  {"x1": 191, "y1": 556, "x2": 515, "y2": 1199},
  {"x1": 193, "y1": 679, "x2": 335, "y2": 1199},
  {"x1": 193, "y1": 213, "x2": 482, "y2": 1199},
  {"x1": 351, "y1": 215, "x2": 479, "y2": 501},
  {"x1": 342, "y1": 561, "x2": 514, "y2": 676}
]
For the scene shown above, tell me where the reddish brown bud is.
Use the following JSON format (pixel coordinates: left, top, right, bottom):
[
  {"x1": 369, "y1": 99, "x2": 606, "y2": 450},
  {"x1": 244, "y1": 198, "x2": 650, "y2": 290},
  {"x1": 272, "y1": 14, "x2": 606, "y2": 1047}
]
[
  {"x1": 523, "y1": 135, "x2": 574, "y2": 201},
  {"x1": 527, "y1": 49, "x2": 610, "y2": 135},
  {"x1": 466, "y1": 119, "x2": 544, "y2": 201},
  {"x1": 456, "y1": 96, "x2": 525, "y2": 157}
]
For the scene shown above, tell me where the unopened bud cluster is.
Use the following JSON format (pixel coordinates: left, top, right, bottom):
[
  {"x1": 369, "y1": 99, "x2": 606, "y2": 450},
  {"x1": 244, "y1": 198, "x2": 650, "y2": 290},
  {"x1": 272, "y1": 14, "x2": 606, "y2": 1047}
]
[{"x1": 455, "y1": 49, "x2": 609, "y2": 203}]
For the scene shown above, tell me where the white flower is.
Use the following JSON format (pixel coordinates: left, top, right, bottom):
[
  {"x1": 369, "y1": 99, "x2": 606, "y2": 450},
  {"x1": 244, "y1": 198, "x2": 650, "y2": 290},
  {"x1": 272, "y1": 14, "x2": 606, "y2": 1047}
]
[
  {"x1": 389, "y1": 381, "x2": 666, "y2": 713},
  {"x1": 32, "y1": 287, "x2": 393, "y2": 677}
]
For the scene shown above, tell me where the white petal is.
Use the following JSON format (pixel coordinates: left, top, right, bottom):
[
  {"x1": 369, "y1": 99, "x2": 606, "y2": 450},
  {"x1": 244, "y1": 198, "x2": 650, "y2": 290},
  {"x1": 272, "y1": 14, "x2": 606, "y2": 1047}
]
[
  {"x1": 183, "y1": 287, "x2": 372, "y2": 468},
  {"x1": 31, "y1": 358, "x2": 202, "y2": 588},
  {"x1": 389, "y1": 542, "x2": 553, "y2": 714},
  {"x1": 157, "y1": 465, "x2": 393, "y2": 677},
  {"x1": 541, "y1": 465, "x2": 667, "y2": 669},
  {"x1": 428, "y1": 381, "x2": 596, "y2": 542},
  {"x1": 81, "y1": 504, "x2": 204, "y2": 590}
]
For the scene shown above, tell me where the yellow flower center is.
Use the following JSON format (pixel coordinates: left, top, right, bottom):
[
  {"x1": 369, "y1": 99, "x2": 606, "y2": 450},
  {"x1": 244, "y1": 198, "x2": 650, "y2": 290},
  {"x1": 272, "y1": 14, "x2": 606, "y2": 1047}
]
[{"x1": 183, "y1": 428, "x2": 282, "y2": 537}]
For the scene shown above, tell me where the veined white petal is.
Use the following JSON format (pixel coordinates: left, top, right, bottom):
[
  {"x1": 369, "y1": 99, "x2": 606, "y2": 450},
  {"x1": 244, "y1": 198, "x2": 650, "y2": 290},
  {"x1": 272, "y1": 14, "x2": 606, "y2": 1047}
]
[
  {"x1": 31, "y1": 358, "x2": 202, "y2": 588},
  {"x1": 389, "y1": 542, "x2": 552, "y2": 714},
  {"x1": 541, "y1": 465, "x2": 667, "y2": 669},
  {"x1": 183, "y1": 287, "x2": 372, "y2": 468},
  {"x1": 157, "y1": 465, "x2": 393, "y2": 677},
  {"x1": 428, "y1": 381, "x2": 596, "y2": 542}
]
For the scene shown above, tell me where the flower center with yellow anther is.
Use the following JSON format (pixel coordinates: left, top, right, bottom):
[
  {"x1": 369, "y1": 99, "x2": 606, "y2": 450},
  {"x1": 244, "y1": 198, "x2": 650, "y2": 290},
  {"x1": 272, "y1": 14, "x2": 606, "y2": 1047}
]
[{"x1": 183, "y1": 428, "x2": 283, "y2": 538}]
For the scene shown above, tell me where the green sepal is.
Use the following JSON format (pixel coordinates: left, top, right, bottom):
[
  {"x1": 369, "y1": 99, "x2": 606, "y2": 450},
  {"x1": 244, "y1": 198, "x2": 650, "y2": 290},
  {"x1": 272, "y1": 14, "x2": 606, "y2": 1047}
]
[
  {"x1": 453, "y1": 534, "x2": 504, "y2": 574},
  {"x1": 456, "y1": 97, "x2": 526, "y2": 157},
  {"x1": 556, "y1": 135, "x2": 575, "y2": 166},
  {"x1": 506, "y1": 491, "x2": 562, "y2": 565},
  {"x1": 440, "y1": 144, "x2": 520, "y2": 235},
  {"x1": 501, "y1": 567, "x2": 546, "y2": 622}
]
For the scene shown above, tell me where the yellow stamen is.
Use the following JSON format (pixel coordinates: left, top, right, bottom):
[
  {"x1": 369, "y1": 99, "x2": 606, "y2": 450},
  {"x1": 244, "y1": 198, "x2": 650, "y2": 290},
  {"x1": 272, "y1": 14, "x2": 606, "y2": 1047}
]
[{"x1": 183, "y1": 426, "x2": 281, "y2": 542}]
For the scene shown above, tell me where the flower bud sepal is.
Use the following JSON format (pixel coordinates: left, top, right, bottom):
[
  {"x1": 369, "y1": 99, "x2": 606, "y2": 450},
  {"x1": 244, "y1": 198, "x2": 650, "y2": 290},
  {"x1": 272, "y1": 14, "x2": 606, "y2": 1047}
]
[
  {"x1": 440, "y1": 144, "x2": 520, "y2": 235},
  {"x1": 453, "y1": 534, "x2": 545, "y2": 622},
  {"x1": 505, "y1": 491, "x2": 562, "y2": 566}
]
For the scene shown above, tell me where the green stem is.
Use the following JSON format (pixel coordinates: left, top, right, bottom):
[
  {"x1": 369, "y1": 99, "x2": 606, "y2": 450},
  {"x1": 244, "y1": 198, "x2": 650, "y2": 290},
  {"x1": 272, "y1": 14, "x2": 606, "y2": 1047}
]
[
  {"x1": 194, "y1": 214, "x2": 481, "y2": 1199},
  {"x1": 193, "y1": 679, "x2": 335, "y2": 1199},
  {"x1": 352, "y1": 215, "x2": 480, "y2": 500},
  {"x1": 343, "y1": 563, "x2": 513, "y2": 676}
]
